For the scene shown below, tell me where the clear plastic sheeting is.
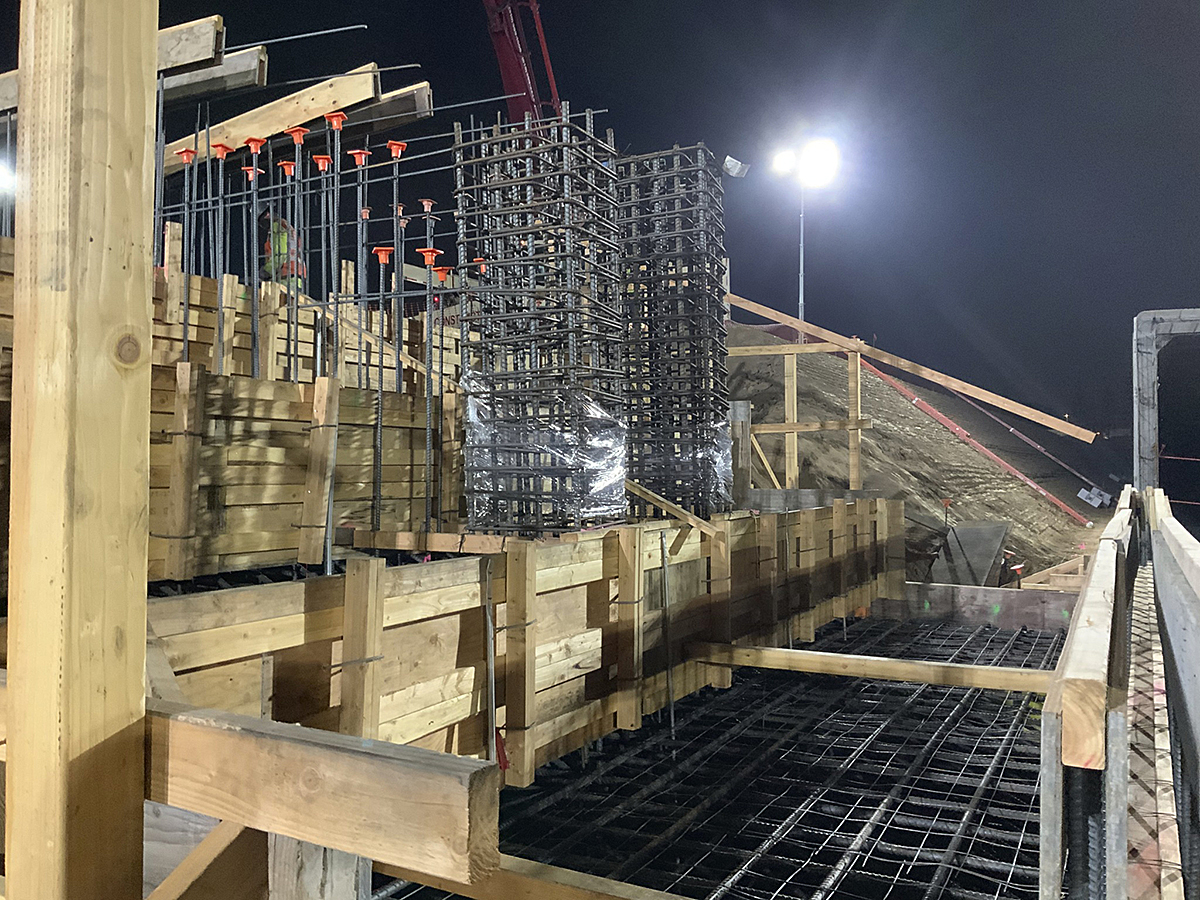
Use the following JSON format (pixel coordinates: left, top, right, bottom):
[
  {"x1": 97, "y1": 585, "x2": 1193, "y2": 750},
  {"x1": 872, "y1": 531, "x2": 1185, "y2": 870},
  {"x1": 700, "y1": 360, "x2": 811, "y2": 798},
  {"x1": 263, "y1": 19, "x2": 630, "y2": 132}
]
[{"x1": 463, "y1": 375, "x2": 628, "y2": 535}]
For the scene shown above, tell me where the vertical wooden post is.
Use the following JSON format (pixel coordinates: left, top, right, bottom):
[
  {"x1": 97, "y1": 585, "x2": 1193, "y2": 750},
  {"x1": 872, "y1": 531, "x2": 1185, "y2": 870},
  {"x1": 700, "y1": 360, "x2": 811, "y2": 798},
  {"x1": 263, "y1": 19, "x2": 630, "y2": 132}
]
[
  {"x1": 756, "y1": 514, "x2": 780, "y2": 640},
  {"x1": 338, "y1": 260, "x2": 355, "y2": 384},
  {"x1": 730, "y1": 400, "x2": 752, "y2": 507},
  {"x1": 784, "y1": 354, "x2": 799, "y2": 488},
  {"x1": 505, "y1": 540, "x2": 538, "y2": 786},
  {"x1": 848, "y1": 351, "x2": 862, "y2": 490},
  {"x1": 795, "y1": 511, "x2": 817, "y2": 642},
  {"x1": 258, "y1": 282, "x2": 282, "y2": 381},
  {"x1": 215, "y1": 274, "x2": 239, "y2": 375},
  {"x1": 164, "y1": 361, "x2": 207, "y2": 579},
  {"x1": 885, "y1": 499, "x2": 907, "y2": 599},
  {"x1": 270, "y1": 557, "x2": 382, "y2": 899},
  {"x1": 832, "y1": 499, "x2": 848, "y2": 619},
  {"x1": 298, "y1": 377, "x2": 340, "y2": 564},
  {"x1": 707, "y1": 520, "x2": 733, "y2": 689},
  {"x1": 341, "y1": 556, "x2": 385, "y2": 739},
  {"x1": 615, "y1": 526, "x2": 645, "y2": 731},
  {"x1": 6, "y1": 0, "x2": 156, "y2": 896},
  {"x1": 163, "y1": 220, "x2": 184, "y2": 325}
]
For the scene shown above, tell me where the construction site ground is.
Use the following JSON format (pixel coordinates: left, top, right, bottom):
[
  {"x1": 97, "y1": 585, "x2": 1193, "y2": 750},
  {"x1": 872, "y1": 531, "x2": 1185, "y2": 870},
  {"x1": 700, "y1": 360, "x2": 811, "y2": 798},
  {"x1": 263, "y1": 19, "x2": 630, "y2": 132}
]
[{"x1": 727, "y1": 323, "x2": 1113, "y2": 574}]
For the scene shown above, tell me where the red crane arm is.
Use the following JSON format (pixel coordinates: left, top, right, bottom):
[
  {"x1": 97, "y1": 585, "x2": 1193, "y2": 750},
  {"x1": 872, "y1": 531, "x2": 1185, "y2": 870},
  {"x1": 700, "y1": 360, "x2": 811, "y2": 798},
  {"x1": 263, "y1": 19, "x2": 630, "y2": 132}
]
[{"x1": 481, "y1": 0, "x2": 562, "y2": 123}]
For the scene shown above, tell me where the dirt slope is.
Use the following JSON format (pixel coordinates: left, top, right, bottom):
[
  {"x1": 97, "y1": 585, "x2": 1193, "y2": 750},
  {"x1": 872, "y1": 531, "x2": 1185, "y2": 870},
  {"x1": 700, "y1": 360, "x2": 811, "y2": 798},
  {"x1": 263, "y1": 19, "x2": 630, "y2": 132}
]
[{"x1": 727, "y1": 323, "x2": 1109, "y2": 573}]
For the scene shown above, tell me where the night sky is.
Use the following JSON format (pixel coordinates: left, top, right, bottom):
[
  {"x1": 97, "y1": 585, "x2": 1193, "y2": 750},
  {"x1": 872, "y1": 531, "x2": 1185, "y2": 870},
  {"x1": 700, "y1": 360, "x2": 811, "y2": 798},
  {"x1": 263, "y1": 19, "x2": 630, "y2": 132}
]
[{"x1": 5, "y1": 2, "x2": 1200, "y2": 491}]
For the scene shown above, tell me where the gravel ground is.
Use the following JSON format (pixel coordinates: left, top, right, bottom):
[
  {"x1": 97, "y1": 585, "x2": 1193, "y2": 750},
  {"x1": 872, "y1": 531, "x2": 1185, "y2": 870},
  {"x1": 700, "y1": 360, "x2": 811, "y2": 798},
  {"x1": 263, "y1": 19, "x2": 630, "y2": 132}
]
[{"x1": 728, "y1": 322, "x2": 1110, "y2": 574}]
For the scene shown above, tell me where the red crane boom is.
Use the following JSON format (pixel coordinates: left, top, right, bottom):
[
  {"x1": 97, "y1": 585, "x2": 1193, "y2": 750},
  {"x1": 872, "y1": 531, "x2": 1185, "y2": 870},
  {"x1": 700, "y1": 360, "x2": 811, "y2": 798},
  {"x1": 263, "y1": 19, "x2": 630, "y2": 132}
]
[{"x1": 481, "y1": 0, "x2": 562, "y2": 123}]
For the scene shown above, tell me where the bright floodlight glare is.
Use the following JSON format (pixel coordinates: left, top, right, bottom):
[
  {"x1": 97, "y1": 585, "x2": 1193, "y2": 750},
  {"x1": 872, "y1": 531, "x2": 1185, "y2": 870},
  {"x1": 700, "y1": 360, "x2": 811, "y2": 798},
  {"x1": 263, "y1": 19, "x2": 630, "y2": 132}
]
[
  {"x1": 796, "y1": 137, "x2": 840, "y2": 188},
  {"x1": 771, "y1": 148, "x2": 797, "y2": 175},
  {"x1": 0, "y1": 162, "x2": 14, "y2": 194}
]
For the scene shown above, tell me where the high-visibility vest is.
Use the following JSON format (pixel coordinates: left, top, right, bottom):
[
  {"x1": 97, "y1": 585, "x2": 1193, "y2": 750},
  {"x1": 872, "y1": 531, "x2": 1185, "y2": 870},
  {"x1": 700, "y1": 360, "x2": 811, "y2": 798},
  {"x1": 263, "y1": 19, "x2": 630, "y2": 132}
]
[{"x1": 262, "y1": 218, "x2": 307, "y2": 286}]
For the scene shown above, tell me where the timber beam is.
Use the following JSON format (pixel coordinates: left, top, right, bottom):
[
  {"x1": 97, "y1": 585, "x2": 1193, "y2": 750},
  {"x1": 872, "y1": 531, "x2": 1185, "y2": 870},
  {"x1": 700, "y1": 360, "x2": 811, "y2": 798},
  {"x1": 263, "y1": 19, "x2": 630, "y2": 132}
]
[
  {"x1": 750, "y1": 418, "x2": 872, "y2": 435},
  {"x1": 163, "y1": 63, "x2": 381, "y2": 173},
  {"x1": 727, "y1": 292, "x2": 1097, "y2": 443},
  {"x1": 0, "y1": 16, "x2": 226, "y2": 110},
  {"x1": 376, "y1": 854, "x2": 688, "y2": 900},
  {"x1": 146, "y1": 700, "x2": 501, "y2": 883},
  {"x1": 687, "y1": 642, "x2": 1054, "y2": 694}
]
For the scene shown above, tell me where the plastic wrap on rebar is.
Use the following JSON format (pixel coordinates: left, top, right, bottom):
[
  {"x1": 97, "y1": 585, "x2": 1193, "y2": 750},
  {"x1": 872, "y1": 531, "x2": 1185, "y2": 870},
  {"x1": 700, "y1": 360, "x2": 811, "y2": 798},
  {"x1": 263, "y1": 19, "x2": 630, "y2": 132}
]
[
  {"x1": 463, "y1": 374, "x2": 628, "y2": 531},
  {"x1": 453, "y1": 107, "x2": 626, "y2": 534}
]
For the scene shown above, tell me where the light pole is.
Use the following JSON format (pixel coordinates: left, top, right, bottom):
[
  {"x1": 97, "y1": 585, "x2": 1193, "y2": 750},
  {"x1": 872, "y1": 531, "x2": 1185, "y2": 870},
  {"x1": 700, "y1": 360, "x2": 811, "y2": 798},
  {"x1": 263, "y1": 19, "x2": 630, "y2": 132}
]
[{"x1": 772, "y1": 137, "x2": 841, "y2": 325}]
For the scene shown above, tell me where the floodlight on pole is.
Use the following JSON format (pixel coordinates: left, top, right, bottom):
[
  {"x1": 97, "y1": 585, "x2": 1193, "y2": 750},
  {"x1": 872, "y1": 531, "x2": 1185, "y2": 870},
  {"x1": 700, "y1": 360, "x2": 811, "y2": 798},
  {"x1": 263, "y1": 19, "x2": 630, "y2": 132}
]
[{"x1": 771, "y1": 136, "x2": 841, "y2": 325}]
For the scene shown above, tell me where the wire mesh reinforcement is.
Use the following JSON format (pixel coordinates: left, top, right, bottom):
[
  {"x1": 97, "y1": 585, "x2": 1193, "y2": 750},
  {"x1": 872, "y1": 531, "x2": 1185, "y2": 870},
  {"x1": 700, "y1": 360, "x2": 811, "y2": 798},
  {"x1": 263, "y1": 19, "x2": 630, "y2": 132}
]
[
  {"x1": 387, "y1": 618, "x2": 1061, "y2": 900},
  {"x1": 618, "y1": 144, "x2": 731, "y2": 520},
  {"x1": 453, "y1": 105, "x2": 627, "y2": 535}
]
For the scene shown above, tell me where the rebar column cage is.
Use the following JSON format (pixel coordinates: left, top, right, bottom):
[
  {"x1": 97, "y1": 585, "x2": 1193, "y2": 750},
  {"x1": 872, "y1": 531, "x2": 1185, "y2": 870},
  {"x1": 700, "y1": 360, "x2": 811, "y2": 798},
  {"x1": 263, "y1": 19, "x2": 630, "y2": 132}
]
[
  {"x1": 618, "y1": 144, "x2": 731, "y2": 520},
  {"x1": 453, "y1": 105, "x2": 626, "y2": 535}
]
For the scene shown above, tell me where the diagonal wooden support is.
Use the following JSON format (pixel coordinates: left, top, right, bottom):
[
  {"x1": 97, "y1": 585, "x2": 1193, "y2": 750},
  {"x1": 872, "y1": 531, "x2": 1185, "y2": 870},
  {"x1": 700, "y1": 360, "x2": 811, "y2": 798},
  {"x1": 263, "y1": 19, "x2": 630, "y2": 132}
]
[
  {"x1": 147, "y1": 821, "x2": 267, "y2": 900},
  {"x1": 727, "y1": 292, "x2": 1097, "y2": 443}
]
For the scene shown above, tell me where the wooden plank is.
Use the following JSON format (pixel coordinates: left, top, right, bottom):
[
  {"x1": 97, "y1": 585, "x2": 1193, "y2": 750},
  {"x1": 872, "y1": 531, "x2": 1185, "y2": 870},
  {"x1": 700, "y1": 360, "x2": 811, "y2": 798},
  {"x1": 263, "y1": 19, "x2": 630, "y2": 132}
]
[
  {"x1": 160, "y1": 46, "x2": 267, "y2": 104},
  {"x1": 784, "y1": 353, "x2": 798, "y2": 488},
  {"x1": 615, "y1": 527, "x2": 645, "y2": 730},
  {"x1": 215, "y1": 274, "x2": 239, "y2": 374},
  {"x1": 164, "y1": 362, "x2": 208, "y2": 578},
  {"x1": 257, "y1": 283, "x2": 283, "y2": 381},
  {"x1": 749, "y1": 434, "x2": 782, "y2": 490},
  {"x1": 848, "y1": 352, "x2": 862, "y2": 490},
  {"x1": 164, "y1": 64, "x2": 380, "y2": 174},
  {"x1": 357, "y1": 529, "x2": 510, "y2": 556},
  {"x1": 727, "y1": 293, "x2": 1098, "y2": 443},
  {"x1": 505, "y1": 541, "x2": 538, "y2": 786},
  {"x1": 376, "y1": 854, "x2": 688, "y2": 900},
  {"x1": 0, "y1": 17, "x2": 223, "y2": 112},
  {"x1": 625, "y1": 479, "x2": 720, "y2": 538},
  {"x1": 1058, "y1": 542, "x2": 1118, "y2": 769},
  {"x1": 298, "y1": 377, "x2": 339, "y2": 564},
  {"x1": 727, "y1": 342, "x2": 842, "y2": 356},
  {"x1": 146, "y1": 821, "x2": 267, "y2": 900},
  {"x1": 164, "y1": 220, "x2": 184, "y2": 324},
  {"x1": 340, "y1": 557, "x2": 384, "y2": 740},
  {"x1": 687, "y1": 643, "x2": 1053, "y2": 693},
  {"x1": 5, "y1": 2, "x2": 156, "y2": 897},
  {"x1": 156, "y1": 15, "x2": 225, "y2": 73},
  {"x1": 145, "y1": 700, "x2": 501, "y2": 882},
  {"x1": 751, "y1": 418, "x2": 872, "y2": 435}
]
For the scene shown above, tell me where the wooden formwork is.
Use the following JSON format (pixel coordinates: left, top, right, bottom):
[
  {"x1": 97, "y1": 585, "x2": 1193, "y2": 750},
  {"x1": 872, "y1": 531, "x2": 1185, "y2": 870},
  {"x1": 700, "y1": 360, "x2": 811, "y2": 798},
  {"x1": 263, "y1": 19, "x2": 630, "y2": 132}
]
[
  {"x1": 144, "y1": 500, "x2": 905, "y2": 794},
  {"x1": 0, "y1": 235, "x2": 465, "y2": 587}
]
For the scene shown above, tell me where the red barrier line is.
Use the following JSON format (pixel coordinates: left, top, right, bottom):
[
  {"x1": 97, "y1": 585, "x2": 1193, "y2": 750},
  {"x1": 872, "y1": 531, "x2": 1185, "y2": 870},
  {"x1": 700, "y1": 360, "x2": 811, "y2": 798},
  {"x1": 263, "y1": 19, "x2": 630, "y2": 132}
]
[
  {"x1": 859, "y1": 359, "x2": 1094, "y2": 528},
  {"x1": 949, "y1": 388, "x2": 1106, "y2": 493}
]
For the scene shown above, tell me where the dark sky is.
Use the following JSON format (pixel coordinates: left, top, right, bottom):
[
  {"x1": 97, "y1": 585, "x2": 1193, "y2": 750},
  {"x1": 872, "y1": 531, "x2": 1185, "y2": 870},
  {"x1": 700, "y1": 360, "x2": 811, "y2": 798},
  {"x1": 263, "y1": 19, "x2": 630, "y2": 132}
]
[{"x1": 6, "y1": 1, "x2": 1200, "y2": 477}]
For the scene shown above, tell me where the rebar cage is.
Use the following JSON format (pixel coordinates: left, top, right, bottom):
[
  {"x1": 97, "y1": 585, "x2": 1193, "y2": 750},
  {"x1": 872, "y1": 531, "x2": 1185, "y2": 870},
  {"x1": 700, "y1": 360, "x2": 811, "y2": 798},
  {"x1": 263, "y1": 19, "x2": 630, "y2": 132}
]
[
  {"x1": 453, "y1": 105, "x2": 627, "y2": 534},
  {"x1": 618, "y1": 144, "x2": 731, "y2": 520}
]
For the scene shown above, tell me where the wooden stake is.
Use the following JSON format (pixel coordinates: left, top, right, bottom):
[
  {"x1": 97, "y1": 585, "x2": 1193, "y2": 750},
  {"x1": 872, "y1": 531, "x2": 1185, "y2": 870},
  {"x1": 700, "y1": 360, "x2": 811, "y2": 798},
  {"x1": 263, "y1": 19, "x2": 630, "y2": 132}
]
[
  {"x1": 615, "y1": 527, "x2": 645, "y2": 731},
  {"x1": 164, "y1": 361, "x2": 207, "y2": 579},
  {"x1": 784, "y1": 353, "x2": 799, "y2": 488},
  {"x1": 164, "y1": 220, "x2": 184, "y2": 325},
  {"x1": 6, "y1": 0, "x2": 156, "y2": 896},
  {"x1": 505, "y1": 541, "x2": 538, "y2": 786},
  {"x1": 297, "y1": 378, "x2": 339, "y2": 564},
  {"x1": 848, "y1": 351, "x2": 862, "y2": 490}
]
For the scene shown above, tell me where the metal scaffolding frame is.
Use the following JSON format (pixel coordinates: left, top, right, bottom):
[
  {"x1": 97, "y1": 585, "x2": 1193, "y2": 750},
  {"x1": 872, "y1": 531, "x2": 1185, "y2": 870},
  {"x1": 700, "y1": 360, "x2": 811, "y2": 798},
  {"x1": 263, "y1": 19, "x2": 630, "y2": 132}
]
[
  {"x1": 453, "y1": 104, "x2": 626, "y2": 535},
  {"x1": 618, "y1": 143, "x2": 731, "y2": 520}
]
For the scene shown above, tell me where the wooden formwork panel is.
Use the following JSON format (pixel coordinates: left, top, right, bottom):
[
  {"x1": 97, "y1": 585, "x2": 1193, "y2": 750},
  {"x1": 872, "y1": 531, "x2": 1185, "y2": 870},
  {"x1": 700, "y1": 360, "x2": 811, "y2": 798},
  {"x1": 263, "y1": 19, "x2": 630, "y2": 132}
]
[{"x1": 151, "y1": 502, "x2": 904, "y2": 788}]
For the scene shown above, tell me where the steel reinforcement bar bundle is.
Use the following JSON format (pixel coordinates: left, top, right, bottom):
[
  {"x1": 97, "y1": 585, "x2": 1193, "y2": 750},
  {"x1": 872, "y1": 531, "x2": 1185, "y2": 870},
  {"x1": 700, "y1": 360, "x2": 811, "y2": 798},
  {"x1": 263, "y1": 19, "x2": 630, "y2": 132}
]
[
  {"x1": 452, "y1": 106, "x2": 627, "y2": 534},
  {"x1": 453, "y1": 113, "x2": 732, "y2": 535},
  {"x1": 619, "y1": 143, "x2": 730, "y2": 521}
]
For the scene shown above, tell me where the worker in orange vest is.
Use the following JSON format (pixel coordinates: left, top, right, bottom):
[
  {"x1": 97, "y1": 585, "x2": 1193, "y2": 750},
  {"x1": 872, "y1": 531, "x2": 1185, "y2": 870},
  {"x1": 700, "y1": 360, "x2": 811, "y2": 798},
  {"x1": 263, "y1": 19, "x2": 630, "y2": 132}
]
[{"x1": 257, "y1": 204, "x2": 307, "y2": 293}]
